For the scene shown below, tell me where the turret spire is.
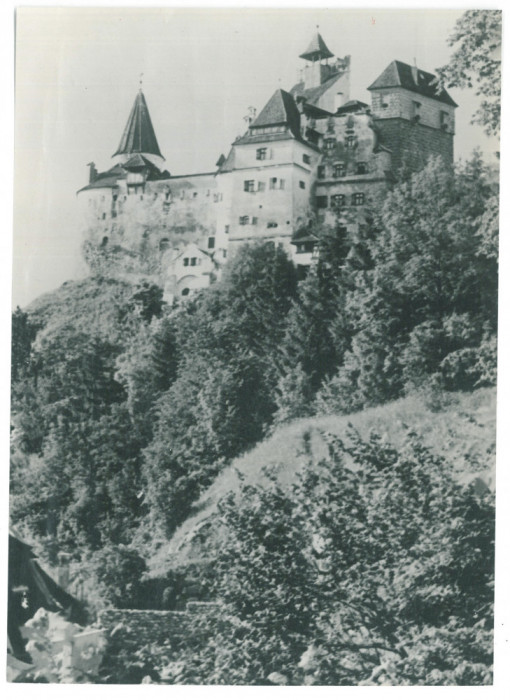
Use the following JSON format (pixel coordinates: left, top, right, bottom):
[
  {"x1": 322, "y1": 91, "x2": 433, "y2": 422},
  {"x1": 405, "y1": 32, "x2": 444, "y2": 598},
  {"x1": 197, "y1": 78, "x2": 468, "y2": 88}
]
[
  {"x1": 113, "y1": 90, "x2": 164, "y2": 161},
  {"x1": 299, "y1": 31, "x2": 334, "y2": 62}
]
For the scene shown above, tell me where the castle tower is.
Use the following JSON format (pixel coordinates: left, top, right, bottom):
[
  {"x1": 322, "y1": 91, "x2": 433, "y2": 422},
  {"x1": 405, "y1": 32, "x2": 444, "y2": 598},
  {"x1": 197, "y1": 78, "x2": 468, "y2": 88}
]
[
  {"x1": 299, "y1": 31, "x2": 334, "y2": 90},
  {"x1": 292, "y1": 31, "x2": 350, "y2": 113},
  {"x1": 112, "y1": 90, "x2": 165, "y2": 169},
  {"x1": 368, "y1": 60, "x2": 457, "y2": 172}
]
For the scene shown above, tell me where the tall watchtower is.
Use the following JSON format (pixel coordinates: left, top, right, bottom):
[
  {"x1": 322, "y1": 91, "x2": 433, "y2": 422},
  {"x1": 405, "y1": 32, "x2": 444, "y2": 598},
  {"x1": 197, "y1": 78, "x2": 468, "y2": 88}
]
[{"x1": 368, "y1": 60, "x2": 457, "y2": 173}]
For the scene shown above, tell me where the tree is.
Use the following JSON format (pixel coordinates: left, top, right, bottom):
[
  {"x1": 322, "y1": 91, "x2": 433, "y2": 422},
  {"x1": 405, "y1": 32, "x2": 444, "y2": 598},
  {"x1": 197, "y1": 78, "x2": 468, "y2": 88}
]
[
  {"x1": 318, "y1": 154, "x2": 498, "y2": 410},
  {"x1": 174, "y1": 428, "x2": 494, "y2": 685},
  {"x1": 438, "y1": 10, "x2": 502, "y2": 136},
  {"x1": 140, "y1": 242, "x2": 299, "y2": 536}
]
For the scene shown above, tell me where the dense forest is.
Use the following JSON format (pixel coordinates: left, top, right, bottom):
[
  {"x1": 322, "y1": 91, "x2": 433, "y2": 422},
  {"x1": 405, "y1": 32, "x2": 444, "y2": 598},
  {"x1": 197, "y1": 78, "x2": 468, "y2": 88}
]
[{"x1": 9, "y1": 10, "x2": 500, "y2": 685}]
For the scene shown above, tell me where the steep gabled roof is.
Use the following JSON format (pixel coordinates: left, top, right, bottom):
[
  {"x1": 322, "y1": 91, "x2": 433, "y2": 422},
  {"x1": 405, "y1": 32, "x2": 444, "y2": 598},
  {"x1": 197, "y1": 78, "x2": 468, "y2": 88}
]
[
  {"x1": 113, "y1": 90, "x2": 164, "y2": 159},
  {"x1": 299, "y1": 32, "x2": 334, "y2": 61},
  {"x1": 367, "y1": 60, "x2": 457, "y2": 107},
  {"x1": 290, "y1": 71, "x2": 343, "y2": 109},
  {"x1": 250, "y1": 89, "x2": 301, "y2": 137}
]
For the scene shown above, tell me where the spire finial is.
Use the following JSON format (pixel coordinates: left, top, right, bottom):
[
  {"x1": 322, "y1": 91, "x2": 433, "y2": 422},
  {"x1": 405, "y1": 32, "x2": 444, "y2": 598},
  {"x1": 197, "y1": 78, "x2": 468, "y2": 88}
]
[{"x1": 139, "y1": 73, "x2": 144, "y2": 91}]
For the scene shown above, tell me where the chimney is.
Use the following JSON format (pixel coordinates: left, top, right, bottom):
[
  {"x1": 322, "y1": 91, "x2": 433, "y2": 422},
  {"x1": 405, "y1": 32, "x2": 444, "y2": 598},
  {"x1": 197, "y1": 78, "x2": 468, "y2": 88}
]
[
  {"x1": 87, "y1": 162, "x2": 97, "y2": 184},
  {"x1": 411, "y1": 58, "x2": 418, "y2": 84}
]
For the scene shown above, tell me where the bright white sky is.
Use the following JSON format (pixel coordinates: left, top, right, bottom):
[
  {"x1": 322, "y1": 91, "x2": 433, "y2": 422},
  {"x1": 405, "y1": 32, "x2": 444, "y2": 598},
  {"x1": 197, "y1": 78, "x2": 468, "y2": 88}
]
[{"x1": 12, "y1": 6, "x2": 500, "y2": 309}]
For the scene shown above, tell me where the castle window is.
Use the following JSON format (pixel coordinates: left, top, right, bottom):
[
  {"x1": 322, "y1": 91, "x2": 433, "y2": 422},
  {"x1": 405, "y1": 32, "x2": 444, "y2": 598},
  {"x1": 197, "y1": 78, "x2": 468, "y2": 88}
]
[
  {"x1": 181, "y1": 288, "x2": 190, "y2": 296},
  {"x1": 258, "y1": 181, "x2": 266, "y2": 192},
  {"x1": 269, "y1": 178, "x2": 278, "y2": 190},
  {"x1": 345, "y1": 135, "x2": 356, "y2": 148},
  {"x1": 193, "y1": 192, "x2": 198, "y2": 198},
  {"x1": 267, "y1": 222, "x2": 278, "y2": 229},
  {"x1": 318, "y1": 165, "x2": 326, "y2": 179},
  {"x1": 280, "y1": 179, "x2": 286, "y2": 190},
  {"x1": 299, "y1": 181, "x2": 306, "y2": 189},
  {"x1": 208, "y1": 237, "x2": 215, "y2": 249},
  {"x1": 316, "y1": 195, "x2": 328, "y2": 209},
  {"x1": 256, "y1": 147, "x2": 267, "y2": 160},
  {"x1": 251, "y1": 216, "x2": 258, "y2": 225},
  {"x1": 101, "y1": 236, "x2": 108, "y2": 247},
  {"x1": 297, "y1": 242, "x2": 315, "y2": 254},
  {"x1": 356, "y1": 162, "x2": 368, "y2": 174},
  {"x1": 244, "y1": 180, "x2": 255, "y2": 193},
  {"x1": 440, "y1": 111, "x2": 449, "y2": 129},
  {"x1": 101, "y1": 213, "x2": 106, "y2": 220},
  {"x1": 412, "y1": 101, "x2": 422, "y2": 121},
  {"x1": 112, "y1": 194, "x2": 118, "y2": 202},
  {"x1": 324, "y1": 138, "x2": 336, "y2": 151},
  {"x1": 183, "y1": 257, "x2": 190, "y2": 266},
  {"x1": 332, "y1": 194, "x2": 345, "y2": 208},
  {"x1": 159, "y1": 238, "x2": 170, "y2": 252},
  {"x1": 352, "y1": 193, "x2": 365, "y2": 206},
  {"x1": 334, "y1": 163, "x2": 346, "y2": 178},
  {"x1": 190, "y1": 257, "x2": 197, "y2": 266},
  {"x1": 302, "y1": 154, "x2": 311, "y2": 165},
  {"x1": 239, "y1": 216, "x2": 249, "y2": 225},
  {"x1": 225, "y1": 225, "x2": 229, "y2": 234}
]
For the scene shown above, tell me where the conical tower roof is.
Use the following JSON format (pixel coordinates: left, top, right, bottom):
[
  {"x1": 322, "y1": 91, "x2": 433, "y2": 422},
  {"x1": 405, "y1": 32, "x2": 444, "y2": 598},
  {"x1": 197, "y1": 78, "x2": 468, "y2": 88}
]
[
  {"x1": 113, "y1": 90, "x2": 164, "y2": 159},
  {"x1": 299, "y1": 32, "x2": 334, "y2": 62},
  {"x1": 250, "y1": 89, "x2": 301, "y2": 137}
]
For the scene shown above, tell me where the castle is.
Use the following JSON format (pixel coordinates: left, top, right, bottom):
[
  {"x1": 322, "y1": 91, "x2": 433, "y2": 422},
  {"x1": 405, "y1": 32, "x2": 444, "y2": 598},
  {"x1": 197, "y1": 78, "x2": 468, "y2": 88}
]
[{"x1": 78, "y1": 31, "x2": 456, "y2": 301}]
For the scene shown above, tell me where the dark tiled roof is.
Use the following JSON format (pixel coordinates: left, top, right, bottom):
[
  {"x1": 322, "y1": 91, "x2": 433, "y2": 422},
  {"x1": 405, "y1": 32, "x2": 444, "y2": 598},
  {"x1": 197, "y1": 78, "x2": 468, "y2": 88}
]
[
  {"x1": 78, "y1": 164, "x2": 126, "y2": 192},
  {"x1": 335, "y1": 100, "x2": 369, "y2": 114},
  {"x1": 123, "y1": 153, "x2": 153, "y2": 170},
  {"x1": 290, "y1": 71, "x2": 343, "y2": 107},
  {"x1": 367, "y1": 60, "x2": 457, "y2": 107},
  {"x1": 217, "y1": 147, "x2": 235, "y2": 173},
  {"x1": 78, "y1": 161, "x2": 170, "y2": 193},
  {"x1": 299, "y1": 32, "x2": 334, "y2": 61},
  {"x1": 113, "y1": 90, "x2": 165, "y2": 159},
  {"x1": 250, "y1": 89, "x2": 301, "y2": 137},
  {"x1": 291, "y1": 228, "x2": 319, "y2": 244}
]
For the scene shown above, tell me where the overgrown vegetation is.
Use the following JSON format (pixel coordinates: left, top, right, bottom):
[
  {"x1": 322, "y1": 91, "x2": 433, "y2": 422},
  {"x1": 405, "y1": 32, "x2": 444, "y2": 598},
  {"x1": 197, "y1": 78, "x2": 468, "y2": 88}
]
[{"x1": 10, "y1": 141, "x2": 498, "y2": 682}]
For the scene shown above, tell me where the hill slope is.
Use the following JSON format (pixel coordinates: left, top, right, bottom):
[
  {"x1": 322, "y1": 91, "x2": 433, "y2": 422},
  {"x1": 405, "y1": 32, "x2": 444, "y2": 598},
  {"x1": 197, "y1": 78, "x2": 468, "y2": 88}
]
[{"x1": 149, "y1": 386, "x2": 496, "y2": 576}]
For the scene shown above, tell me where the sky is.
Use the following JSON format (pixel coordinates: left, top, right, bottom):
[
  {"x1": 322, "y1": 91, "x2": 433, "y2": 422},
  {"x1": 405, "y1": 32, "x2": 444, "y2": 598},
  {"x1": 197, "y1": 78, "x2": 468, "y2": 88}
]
[{"x1": 11, "y1": 5, "x2": 500, "y2": 309}]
